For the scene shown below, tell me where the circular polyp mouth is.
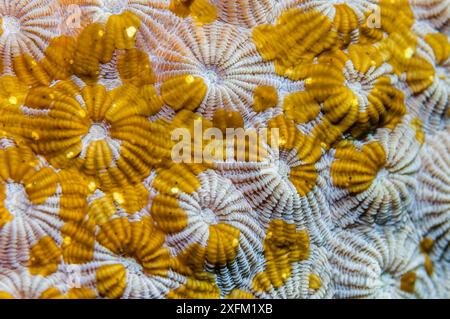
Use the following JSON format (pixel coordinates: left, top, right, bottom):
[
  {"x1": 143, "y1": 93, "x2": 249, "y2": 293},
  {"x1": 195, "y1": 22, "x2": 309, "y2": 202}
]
[
  {"x1": 203, "y1": 67, "x2": 221, "y2": 85},
  {"x1": 88, "y1": 123, "x2": 110, "y2": 141},
  {"x1": 1, "y1": 16, "x2": 21, "y2": 35}
]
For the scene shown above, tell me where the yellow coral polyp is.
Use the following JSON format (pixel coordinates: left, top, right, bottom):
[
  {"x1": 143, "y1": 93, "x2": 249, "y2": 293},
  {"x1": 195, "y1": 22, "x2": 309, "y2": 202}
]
[
  {"x1": 331, "y1": 141, "x2": 387, "y2": 194},
  {"x1": 153, "y1": 163, "x2": 206, "y2": 196},
  {"x1": 15, "y1": 82, "x2": 161, "y2": 189},
  {"x1": 98, "y1": 217, "x2": 170, "y2": 276},
  {"x1": 72, "y1": 23, "x2": 108, "y2": 82},
  {"x1": 61, "y1": 220, "x2": 95, "y2": 264},
  {"x1": 366, "y1": 1, "x2": 419, "y2": 78},
  {"x1": 400, "y1": 271, "x2": 417, "y2": 293},
  {"x1": 308, "y1": 274, "x2": 322, "y2": 290},
  {"x1": 425, "y1": 33, "x2": 450, "y2": 66},
  {"x1": 96, "y1": 264, "x2": 127, "y2": 299},
  {"x1": 253, "y1": 86, "x2": 278, "y2": 112},
  {"x1": 420, "y1": 237, "x2": 434, "y2": 254},
  {"x1": 419, "y1": 238, "x2": 435, "y2": 276},
  {"x1": 0, "y1": 146, "x2": 57, "y2": 206},
  {"x1": 167, "y1": 277, "x2": 220, "y2": 299},
  {"x1": 105, "y1": 11, "x2": 141, "y2": 51},
  {"x1": 40, "y1": 287, "x2": 96, "y2": 299},
  {"x1": 357, "y1": 75, "x2": 406, "y2": 133},
  {"x1": 13, "y1": 54, "x2": 51, "y2": 87},
  {"x1": 151, "y1": 193, "x2": 188, "y2": 233},
  {"x1": 0, "y1": 76, "x2": 28, "y2": 111},
  {"x1": 41, "y1": 36, "x2": 76, "y2": 80},
  {"x1": 190, "y1": 0, "x2": 217, "y2": 25},
  {"x1": 170, "y1": 0, "x2": 195, "y2": 18},
  {"x1": 252, "y1": 220, "x2": 309, "y2": 292},
  {"x1": 161, "y1": 74, "x2": 207, "y2": 111},
  {"x1": 267, "y1": 115, "x2": 322, "y2": 196},
  {"x1": 226, "y1": 289, "x2": 255, "y2": 299},
  {"x1": 117, "y1": 49, "x2": 156, "y2": 87},
  {"x1": 282, "y1": 91, "x2": 320, "y2": 124},
  {"x1": 206, "y1": 224, "x2": 240, "y2": 266},
  {"x1": 404, "y1": 56, "x2": 435, "y2": 95},
  {"x1": 57, "y1": 170, "x2": 89, "y2": 224},
  {"x1": 65, "y1": 288, "x2": 97, "y2": 299},
  {"x1": 89, "y1": 184, "x2": 149, "y2": 225},
  {"x1": 212, "y1": 109, "x2": 244, "y2": 133},
  {"x1": 333, "y1": 4, "x2": 359, "y2": 47},
  {"x1": 300, "y1": 45, "x2": 406, "y2": 139}
]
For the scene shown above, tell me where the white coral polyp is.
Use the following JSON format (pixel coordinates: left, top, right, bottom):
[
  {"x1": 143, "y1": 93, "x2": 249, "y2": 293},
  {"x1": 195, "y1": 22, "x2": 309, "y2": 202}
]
[
  {"x1": 215, "y1": 146, "x2": 333, "y2": 245},
  {"x1": 153, "y1": 20, "x2": 282, "y2": 119},
  {"x1": 214, "y1": 148, "x2": 302, "y2": 227},
  {"x1": 408, "y1": 24, "x2": 450, "y2": 133},
  {"x1": 167, "y1": 169, "x2": 264, "y2": 293}
]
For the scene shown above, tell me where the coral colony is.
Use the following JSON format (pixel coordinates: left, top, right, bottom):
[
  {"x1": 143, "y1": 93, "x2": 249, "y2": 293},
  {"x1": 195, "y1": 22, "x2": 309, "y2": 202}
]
[{"x1": 0, "y1": 0, "x2": 449, "y2": 299}]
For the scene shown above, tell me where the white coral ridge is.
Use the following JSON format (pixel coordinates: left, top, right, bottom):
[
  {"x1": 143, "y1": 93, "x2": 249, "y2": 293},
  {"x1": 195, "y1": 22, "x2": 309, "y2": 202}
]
[{"x1": 0, "y1": 0, "x2": 61, "y2": 73}]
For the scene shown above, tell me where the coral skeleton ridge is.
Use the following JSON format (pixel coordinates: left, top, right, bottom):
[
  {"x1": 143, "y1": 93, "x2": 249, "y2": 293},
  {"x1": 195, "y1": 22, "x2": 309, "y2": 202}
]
[{"x1": 0, "y1": 0, "x2": 449, "y2": 299}]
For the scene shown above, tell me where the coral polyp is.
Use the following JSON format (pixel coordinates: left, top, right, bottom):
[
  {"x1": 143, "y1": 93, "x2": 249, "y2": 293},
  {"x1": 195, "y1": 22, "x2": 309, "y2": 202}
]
[
  {"x1": 0, "y1": 0, "x2": 449, "y2": 299},
  {"x1": 0, "y1": 0, "x2": 61, "y2": 74}
]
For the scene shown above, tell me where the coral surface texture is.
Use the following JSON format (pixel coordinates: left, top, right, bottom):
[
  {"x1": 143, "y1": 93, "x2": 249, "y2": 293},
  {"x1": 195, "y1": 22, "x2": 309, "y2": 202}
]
[{"x1": 0, "y1": 0, "x2": 449, "y2": 299}]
